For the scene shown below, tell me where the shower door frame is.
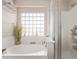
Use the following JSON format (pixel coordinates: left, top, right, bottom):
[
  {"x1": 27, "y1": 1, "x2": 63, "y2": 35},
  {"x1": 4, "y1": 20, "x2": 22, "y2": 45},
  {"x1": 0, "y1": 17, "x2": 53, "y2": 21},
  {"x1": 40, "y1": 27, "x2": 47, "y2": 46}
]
[{"x1": 51, "y1": 0, "x2": 62, "y2": 59}]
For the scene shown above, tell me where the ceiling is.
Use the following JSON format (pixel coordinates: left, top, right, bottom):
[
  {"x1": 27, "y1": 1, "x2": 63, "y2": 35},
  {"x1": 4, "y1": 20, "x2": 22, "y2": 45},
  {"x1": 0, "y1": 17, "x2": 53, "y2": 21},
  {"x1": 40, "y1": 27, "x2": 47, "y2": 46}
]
[
  {"x1": 13, "y1": 0, "x2": 50, "y2": 7},
  {"x1": 12, "y1": 0, "x2": 77, "y2": 10}
]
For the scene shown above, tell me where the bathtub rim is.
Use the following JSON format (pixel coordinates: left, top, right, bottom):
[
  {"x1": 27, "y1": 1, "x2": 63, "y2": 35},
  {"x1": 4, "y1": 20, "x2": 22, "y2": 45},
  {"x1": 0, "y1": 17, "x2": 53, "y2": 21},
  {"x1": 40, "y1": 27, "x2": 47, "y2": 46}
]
[{"x1": 2, "y1": 44, "x2": 47, "y2": 56}]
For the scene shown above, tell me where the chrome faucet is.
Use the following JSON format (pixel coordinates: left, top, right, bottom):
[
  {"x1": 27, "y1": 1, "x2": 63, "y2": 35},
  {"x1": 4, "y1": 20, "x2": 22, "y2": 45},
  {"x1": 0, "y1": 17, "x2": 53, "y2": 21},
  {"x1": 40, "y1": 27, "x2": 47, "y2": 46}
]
[{"x1": 42, "y1": 41, "x2": 47, "y2": 47}]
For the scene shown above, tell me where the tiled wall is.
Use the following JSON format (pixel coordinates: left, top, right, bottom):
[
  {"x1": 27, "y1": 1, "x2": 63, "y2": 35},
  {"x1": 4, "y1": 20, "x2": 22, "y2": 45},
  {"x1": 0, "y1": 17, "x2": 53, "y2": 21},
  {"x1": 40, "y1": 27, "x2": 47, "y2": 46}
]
[{"x1": 2, "y1": 5, "x2": 17, "y2": 49}]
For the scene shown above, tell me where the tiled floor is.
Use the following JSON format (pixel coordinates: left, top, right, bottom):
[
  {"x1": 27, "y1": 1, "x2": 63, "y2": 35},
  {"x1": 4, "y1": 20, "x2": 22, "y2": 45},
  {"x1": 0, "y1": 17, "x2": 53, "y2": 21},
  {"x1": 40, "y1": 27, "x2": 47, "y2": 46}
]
[{"x1": 62, "y1": 50, "x2": 77, "y2": 59}]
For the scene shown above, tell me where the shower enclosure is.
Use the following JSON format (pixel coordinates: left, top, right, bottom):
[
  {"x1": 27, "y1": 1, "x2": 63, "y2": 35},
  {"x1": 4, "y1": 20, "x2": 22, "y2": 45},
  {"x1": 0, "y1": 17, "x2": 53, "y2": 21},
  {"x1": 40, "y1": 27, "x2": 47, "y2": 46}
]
[
  {"x1": 50, "y1": 0, "x2": 77, "y2": 59},
  {"x1": 49, "y1": 0, "x2": 62, "y2": 59}
]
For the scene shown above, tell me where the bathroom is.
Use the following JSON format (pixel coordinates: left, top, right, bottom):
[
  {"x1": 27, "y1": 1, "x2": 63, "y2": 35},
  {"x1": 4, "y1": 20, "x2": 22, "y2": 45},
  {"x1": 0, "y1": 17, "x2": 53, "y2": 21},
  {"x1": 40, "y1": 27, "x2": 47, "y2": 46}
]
[{"x1": 2, "y1": 0, "x2": 77, "y2": 59}]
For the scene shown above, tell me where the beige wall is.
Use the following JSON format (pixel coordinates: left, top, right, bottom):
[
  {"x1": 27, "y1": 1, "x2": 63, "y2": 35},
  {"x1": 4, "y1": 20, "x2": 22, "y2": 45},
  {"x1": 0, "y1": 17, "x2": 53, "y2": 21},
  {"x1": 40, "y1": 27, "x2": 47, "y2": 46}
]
[
  {"x1": 2, "y1": 5, "x2": 17, "y2": 49},
  {"x1": 61, "y1": 5, "x2": 77, "y2": 52}
]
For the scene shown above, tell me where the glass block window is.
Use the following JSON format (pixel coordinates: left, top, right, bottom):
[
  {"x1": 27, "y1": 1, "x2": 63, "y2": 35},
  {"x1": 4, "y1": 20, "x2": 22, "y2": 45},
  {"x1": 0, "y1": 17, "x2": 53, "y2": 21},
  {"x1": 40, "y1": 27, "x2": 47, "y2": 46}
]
[{"x1": 21, "y1": 13, "x2": 45, "y2": 36}]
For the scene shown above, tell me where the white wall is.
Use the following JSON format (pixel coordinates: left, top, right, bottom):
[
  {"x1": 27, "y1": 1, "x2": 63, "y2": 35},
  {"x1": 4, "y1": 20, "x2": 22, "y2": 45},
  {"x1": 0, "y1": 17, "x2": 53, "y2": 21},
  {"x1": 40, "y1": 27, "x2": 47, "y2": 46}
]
[
  {"x1": 61, "y1": 5, "x2": 77, "y2": 52},
  {"x1": 2, "y1": 5, "x2": 17, "y2": 49}
]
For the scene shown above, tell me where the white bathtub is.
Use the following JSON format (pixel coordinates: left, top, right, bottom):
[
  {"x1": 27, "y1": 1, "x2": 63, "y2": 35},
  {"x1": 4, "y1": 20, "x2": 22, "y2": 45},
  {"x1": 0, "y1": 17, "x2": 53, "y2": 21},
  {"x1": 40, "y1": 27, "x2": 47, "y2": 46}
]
[{"x1": 3, "y1": 44, "x2": 47, "y2": 59}]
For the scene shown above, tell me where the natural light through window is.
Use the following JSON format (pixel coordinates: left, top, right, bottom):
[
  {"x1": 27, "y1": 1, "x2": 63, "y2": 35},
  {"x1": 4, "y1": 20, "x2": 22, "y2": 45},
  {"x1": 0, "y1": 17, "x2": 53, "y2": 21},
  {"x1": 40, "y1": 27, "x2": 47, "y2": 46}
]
[{"x1": 21, "y1": 13, "x2": 45, "y2": 36}]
